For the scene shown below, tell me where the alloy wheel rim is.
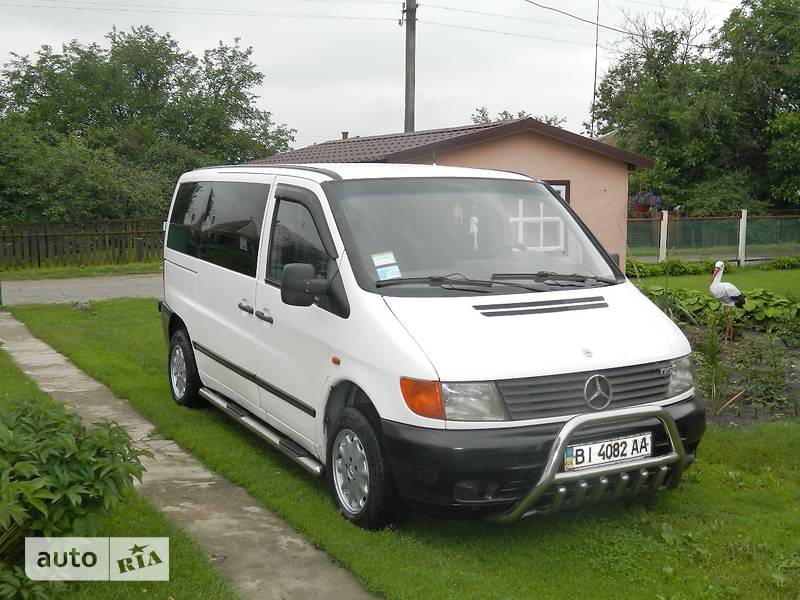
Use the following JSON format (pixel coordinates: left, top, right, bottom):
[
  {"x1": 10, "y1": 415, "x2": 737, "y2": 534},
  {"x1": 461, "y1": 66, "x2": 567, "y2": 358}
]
[
  {"x1": 333, "y1": 428, "x2": 370, "y2": 515},
  {"x1": 170, "y1": 345, "x2": 187, "y2": 398}
]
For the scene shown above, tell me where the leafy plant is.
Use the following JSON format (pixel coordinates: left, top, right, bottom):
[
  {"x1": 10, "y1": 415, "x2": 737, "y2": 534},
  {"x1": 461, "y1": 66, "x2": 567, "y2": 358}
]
[
  {"x1": 642, "y1": 286, "x2": 800, "y2": 332},
  {"x1": 693, "y1": 319, "x2": 734, "y2": 415},
  {"x1": 625, "y1": 257, "x2": 655, "y2": 278},
  {"x1": 625, "y1": 258, "x2": 740, "y2": 279},
  {"x1": 765, "y1": 256, "x2": 800, "y2": 270},
  {"x1": 645, "y1": 286, "x2": 713, "y2": 326},
  {"x1": 0, "y1": 398, "x2": 151, "y2": 558},
  {"x1": 734, "y1": 334, "x2": 791, "y2": 415},
  {"x1": 0, "y1": 565, "x2": 52, "y2": 600},
  {"x1": 0, "y1": 562, "x2": 53, "y2": 600},
  {"x1": 660, "y1": 258, "x2": 697, "y2": 276}
]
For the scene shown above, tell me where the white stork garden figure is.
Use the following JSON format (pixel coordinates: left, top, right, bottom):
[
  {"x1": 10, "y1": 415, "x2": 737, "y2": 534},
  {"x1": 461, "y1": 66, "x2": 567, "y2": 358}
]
[{"x1": 709, "y1": 260, "x2": 746, "y2": 340}]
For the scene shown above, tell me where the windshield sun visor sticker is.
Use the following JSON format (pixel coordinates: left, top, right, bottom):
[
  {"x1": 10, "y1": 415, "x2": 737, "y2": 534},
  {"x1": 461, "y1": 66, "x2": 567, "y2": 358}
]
[
  {"x1": 371, "y1": 251, "x2": 397, "y2": 267},
  {"x1": 376, "y1": 264, "x2": 402, "y2": 281}
]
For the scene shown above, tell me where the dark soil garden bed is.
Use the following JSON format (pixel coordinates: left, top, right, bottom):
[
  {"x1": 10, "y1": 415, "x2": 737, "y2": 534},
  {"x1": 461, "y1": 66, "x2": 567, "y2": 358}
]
[{"x1": 682, "y1": 325, "x2": 800, "y2": 425}]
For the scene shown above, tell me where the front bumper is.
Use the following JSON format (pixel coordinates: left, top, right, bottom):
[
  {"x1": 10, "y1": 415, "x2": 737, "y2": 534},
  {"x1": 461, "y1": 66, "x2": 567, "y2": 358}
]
[{"x1": 381, "y1": 395, "x2": 705, "y2": 521}]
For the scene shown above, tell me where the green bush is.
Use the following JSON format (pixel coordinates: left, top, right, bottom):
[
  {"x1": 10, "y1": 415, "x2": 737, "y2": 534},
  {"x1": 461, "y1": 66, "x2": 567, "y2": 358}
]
[
  {"x1": 626, "y1": 257, "x2": 734, "y2": 278},
  {"x1": 765, "y1": 256, "x2": 800, "y2": 270},
  {"x1": 642, "y1": 286, "x2": 800, "y2": 332},
  {"x1": 0, "y1": 398, "x2": 151, "y2": 558},
  {"x1": 626, "y1": 255, "x2": 800, "y2": 280},
  {"x1": 625, "y1": 257, "x2": 655, "y2": 278},
  {"x1": 659, "y1": 258, "x2": 700, "y2": 276},
  {"x1": 0, "y1": 565, "x2": 50, "y2": 600}
]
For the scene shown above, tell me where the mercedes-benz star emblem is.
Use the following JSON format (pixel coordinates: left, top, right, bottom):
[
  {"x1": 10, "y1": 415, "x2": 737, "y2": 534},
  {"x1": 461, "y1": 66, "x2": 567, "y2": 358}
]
[{"x1": 583, "y1": 374, "x2": 612, "y2": 410}]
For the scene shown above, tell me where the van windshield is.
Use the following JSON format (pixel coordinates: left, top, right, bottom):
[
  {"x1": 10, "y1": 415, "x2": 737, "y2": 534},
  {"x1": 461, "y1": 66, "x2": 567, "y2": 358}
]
[{"x1": 325, "y1": 177, "x2": 621, "y2": 296}]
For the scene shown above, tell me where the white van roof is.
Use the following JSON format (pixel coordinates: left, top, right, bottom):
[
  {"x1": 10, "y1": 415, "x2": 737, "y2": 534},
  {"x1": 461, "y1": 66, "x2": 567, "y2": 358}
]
[{"x1": 190, "y1": 162, "x2": 538, "y2": 184}]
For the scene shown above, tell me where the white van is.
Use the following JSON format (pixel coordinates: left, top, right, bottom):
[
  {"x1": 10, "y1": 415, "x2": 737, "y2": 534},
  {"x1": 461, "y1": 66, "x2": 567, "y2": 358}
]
[{"x1": 159, "y1": 163, "x2": 705, "y2": 528}]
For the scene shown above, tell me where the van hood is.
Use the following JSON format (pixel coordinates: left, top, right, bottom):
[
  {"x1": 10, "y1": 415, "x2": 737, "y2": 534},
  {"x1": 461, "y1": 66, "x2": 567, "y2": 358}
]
[{"x1": 383, "y1": 281, "x2": 690, "y2": 381}]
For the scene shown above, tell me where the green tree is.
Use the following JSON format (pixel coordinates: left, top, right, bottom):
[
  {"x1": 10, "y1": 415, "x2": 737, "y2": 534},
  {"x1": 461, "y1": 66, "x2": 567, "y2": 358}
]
[
  {"x1": 766, "y1": 111, "x2": 800, "y2": 203},
  {"x1": 470, "y1": 106, "x2": 566, "y2": 127},
  {"x1": 592, "y1": 12, "x2": 737, "y2": 212},
  {"x1": 714, "y1": 0, "x2": 800, "y2": 205},
  {"x1": 0, "y1": 116, "x2": 169, "y2": 222},
  {"x1": 594, "y1": 1, "x2": 800, "y2": 213},
  {"x1": 0, "y1": 27, "x2": 295, "y2": 222}
]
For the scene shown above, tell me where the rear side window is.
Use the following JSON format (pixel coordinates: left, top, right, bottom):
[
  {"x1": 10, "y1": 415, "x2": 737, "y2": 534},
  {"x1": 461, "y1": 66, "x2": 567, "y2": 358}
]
[
  {"x1": 167, "y1": 181, "x2": 270, "y2": 277},
  {"x1": 268, "y1": 199, "x2": 329, "y2": 284}
]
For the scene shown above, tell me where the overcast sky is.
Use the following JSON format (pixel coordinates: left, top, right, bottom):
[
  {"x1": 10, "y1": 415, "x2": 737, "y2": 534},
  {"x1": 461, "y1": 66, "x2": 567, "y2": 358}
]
[{"x1": 2, "y1": 0, "x2": 736, "y2": 147}]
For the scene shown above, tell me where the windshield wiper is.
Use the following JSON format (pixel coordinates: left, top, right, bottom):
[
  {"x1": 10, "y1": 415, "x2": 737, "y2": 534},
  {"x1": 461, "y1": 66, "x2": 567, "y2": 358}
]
[
  {"x1": 375, "y1": 274, "x2": 546, "y2": 292},
  {"x1": 376, "y1": 275, "x2": 489, "y2": 289},
  {"x1": 491, "y1": 272, "x2": 620, "y2": 286}
]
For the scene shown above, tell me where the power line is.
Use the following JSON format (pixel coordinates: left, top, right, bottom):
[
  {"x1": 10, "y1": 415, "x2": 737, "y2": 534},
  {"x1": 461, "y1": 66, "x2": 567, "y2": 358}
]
[
  {"x1": 520, "y1": 0, "x2": 710, "y2": 48},
  {"x1": 424, "y1": 3, "x2": 594, "y2": 30},
  {"x1": 419, "y1": 19, "x2": 596, "y2": 47},
  {"x1": 1, "y1": 0, "x2": 397, "y2": 19},
  {"x1": 520, "y1": 0, "x2": 631, "y2": 35}
]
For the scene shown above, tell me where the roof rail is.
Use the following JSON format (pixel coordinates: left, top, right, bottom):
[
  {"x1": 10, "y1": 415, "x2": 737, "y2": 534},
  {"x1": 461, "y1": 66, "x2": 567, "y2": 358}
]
[{"x1": 207, "y1": 163, "x2": 342, "y2": 180}]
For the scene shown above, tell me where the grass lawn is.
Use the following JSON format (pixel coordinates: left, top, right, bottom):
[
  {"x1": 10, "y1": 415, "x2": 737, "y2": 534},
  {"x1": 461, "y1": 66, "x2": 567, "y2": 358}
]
[
  {"x1": 0, "y1": 343, "x2": 238, "y2": 599},
  {"x1": 635, "y1": 265, "x2": 800, "y2": 296},
  {"x1": 10, "y1": 299, "x2": 800, "y2": 599},
  {"x1": 0, "y1": 261, "x2": 162, "y2": 281}
]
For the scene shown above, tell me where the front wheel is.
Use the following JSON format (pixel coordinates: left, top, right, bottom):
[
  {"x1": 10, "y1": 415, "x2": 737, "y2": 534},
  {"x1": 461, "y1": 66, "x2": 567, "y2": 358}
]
[
  {"x1": 168, "y1": 329, "x2": 202, "y2": 407},
  {"x1": 327, "y1": 406, "x2": 403, "y2": 529}
]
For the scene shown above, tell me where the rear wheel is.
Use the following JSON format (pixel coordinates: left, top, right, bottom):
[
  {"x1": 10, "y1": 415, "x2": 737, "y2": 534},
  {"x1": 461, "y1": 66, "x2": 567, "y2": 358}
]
[
  {"x1": 168, "y1": 329, "x2": 202, "y2": 407},
  {"x1": 327, "y1": 406, "x2": 403, "y2": 529}
]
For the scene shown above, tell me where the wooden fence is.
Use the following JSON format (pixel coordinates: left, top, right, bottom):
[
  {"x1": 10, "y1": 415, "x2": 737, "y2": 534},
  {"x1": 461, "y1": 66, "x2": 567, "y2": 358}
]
[{"x1": 0, "y1": 221, "x2": 164, "y2": 269}]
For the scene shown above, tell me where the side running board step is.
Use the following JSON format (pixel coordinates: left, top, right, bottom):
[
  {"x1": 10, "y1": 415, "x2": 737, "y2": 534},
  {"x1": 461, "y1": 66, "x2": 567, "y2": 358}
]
[{"x1": 199, "y1": 387, "x2": 324, "y2": 477}]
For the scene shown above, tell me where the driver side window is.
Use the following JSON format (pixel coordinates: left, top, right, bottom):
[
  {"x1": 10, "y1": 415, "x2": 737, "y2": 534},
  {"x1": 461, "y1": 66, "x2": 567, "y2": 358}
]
[{"x1": 267, "y1": 198, "x2": 329, "y2": 284}]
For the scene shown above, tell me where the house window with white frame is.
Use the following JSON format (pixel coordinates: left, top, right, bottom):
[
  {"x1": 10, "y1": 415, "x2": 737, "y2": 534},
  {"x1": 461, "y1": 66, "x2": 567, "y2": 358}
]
[{"x1": 507, "y1": 196, "x2": 565, "y2": 252}]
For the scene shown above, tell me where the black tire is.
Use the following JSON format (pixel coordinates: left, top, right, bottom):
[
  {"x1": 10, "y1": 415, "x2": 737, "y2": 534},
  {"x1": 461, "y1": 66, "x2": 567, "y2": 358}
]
[
  {"x1": 168, "y1": 329, "x2": 202, "y2": 408},
  {"x1": 327, "y1": 406, "x2": 404, "y2": 529}
]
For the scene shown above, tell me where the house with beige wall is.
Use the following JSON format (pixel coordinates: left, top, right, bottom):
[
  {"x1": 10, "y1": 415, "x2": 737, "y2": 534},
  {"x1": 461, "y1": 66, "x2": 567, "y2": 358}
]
[{"x1": 254, "y1": 118, "x2": 652, "y2": 264}]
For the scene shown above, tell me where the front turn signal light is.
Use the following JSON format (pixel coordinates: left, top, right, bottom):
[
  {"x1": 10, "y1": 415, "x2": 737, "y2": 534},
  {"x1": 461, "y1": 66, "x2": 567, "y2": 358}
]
[{"x1": 400, "y1": 378, "x2": 444, "y2": 420}]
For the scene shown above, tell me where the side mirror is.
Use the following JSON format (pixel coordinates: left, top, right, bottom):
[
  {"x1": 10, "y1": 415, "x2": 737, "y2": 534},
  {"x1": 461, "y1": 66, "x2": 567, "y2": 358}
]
[
  {"x1": 609, "y1": 252, "x2": 621, "y2": 268},
  {"x1": 281, "y1": 263, "x2": 329, "y2": 307}
]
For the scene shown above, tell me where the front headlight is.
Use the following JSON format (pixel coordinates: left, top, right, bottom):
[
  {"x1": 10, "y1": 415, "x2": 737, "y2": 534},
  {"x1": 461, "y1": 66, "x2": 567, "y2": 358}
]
[
  {"x1": 668, "y1": 355, "x2": 693, "y2": 397},
  {"x1": 441, "y1": 382, "x2": 508, "y2": 421}
]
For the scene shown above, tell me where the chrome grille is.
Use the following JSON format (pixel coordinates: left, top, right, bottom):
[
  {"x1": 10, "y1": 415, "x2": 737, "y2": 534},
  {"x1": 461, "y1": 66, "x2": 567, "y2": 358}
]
[{"x1": 497, "y1": 360, "x2": 672, "y2": 421}]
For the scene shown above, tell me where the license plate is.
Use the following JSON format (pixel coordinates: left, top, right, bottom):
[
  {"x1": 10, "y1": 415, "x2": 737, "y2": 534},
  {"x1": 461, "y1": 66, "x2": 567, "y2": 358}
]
[{"x1": 564, "y1": 432, "x2": 652, "y2": 471}]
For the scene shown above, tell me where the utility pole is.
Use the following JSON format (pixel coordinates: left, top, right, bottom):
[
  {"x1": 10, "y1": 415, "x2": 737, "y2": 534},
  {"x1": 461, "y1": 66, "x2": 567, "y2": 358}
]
[
  {"x1": 400, "y1": 0, "x2": 417, "y2": 132},
  {"x1": 590, "y1": 0, "x2": 600, "y2": 138}
]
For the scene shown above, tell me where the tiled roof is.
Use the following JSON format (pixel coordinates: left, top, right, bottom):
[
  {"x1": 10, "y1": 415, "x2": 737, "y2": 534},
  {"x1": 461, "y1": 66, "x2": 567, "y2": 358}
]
[
  {"x1": 253, "y1": 118, "x2": 653, "y2": 169},
  {"x1": 253, "y1": 121, "x2": 500, "y2": 164}
]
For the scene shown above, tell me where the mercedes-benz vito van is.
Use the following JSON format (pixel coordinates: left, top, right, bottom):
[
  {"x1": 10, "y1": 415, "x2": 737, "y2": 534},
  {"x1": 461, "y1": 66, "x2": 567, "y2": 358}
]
[{"x1": 159, "y1": 163, "x2": 705, "y2": 529}]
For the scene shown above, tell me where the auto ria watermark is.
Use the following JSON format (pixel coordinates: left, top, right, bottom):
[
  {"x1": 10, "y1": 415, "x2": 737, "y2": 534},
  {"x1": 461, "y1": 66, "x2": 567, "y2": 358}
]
[{"x1": 25, "y1": 537, "x2": 169, "y2": 581}]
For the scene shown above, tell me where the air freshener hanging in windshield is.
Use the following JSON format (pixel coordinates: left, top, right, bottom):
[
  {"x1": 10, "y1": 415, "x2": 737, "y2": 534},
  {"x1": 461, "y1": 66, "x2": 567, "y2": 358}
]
[{"x1": 469, "y1": 205, "x2": 479, "y2": 250}]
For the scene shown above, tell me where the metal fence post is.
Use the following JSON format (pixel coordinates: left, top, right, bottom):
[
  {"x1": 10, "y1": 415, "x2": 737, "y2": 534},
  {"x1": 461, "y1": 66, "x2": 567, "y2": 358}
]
[
  {"x1": 738, "y1": 209, "x2": 748, "y2": 264},
  {"x1": 658, "y1": 210, "x2": 669, "y2": 262}
]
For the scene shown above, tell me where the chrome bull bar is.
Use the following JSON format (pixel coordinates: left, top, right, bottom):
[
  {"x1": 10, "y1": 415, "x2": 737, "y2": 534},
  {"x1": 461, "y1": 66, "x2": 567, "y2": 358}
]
[{"x1": 486, "y1": 405, "x2": 687, "y2": 524}]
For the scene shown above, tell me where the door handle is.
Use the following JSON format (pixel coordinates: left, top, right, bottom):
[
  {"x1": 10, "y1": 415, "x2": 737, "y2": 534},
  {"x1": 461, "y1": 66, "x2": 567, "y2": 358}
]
[
  {"x1": 255, "y1": 310, "x2": 274, "y2": 324},
  {"x1": 237, "y1": 302, "x2": 254, "y2": 314}
]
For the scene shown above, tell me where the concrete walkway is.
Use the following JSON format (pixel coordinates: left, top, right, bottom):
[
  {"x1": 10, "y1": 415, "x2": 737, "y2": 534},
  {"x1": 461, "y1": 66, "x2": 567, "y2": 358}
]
[
  {"x1": 0, "y1": 312, "x2": 371, "y2": 600},
  {"x1": 1, "y1": 273, "x2": 161, "y2": 305}
]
